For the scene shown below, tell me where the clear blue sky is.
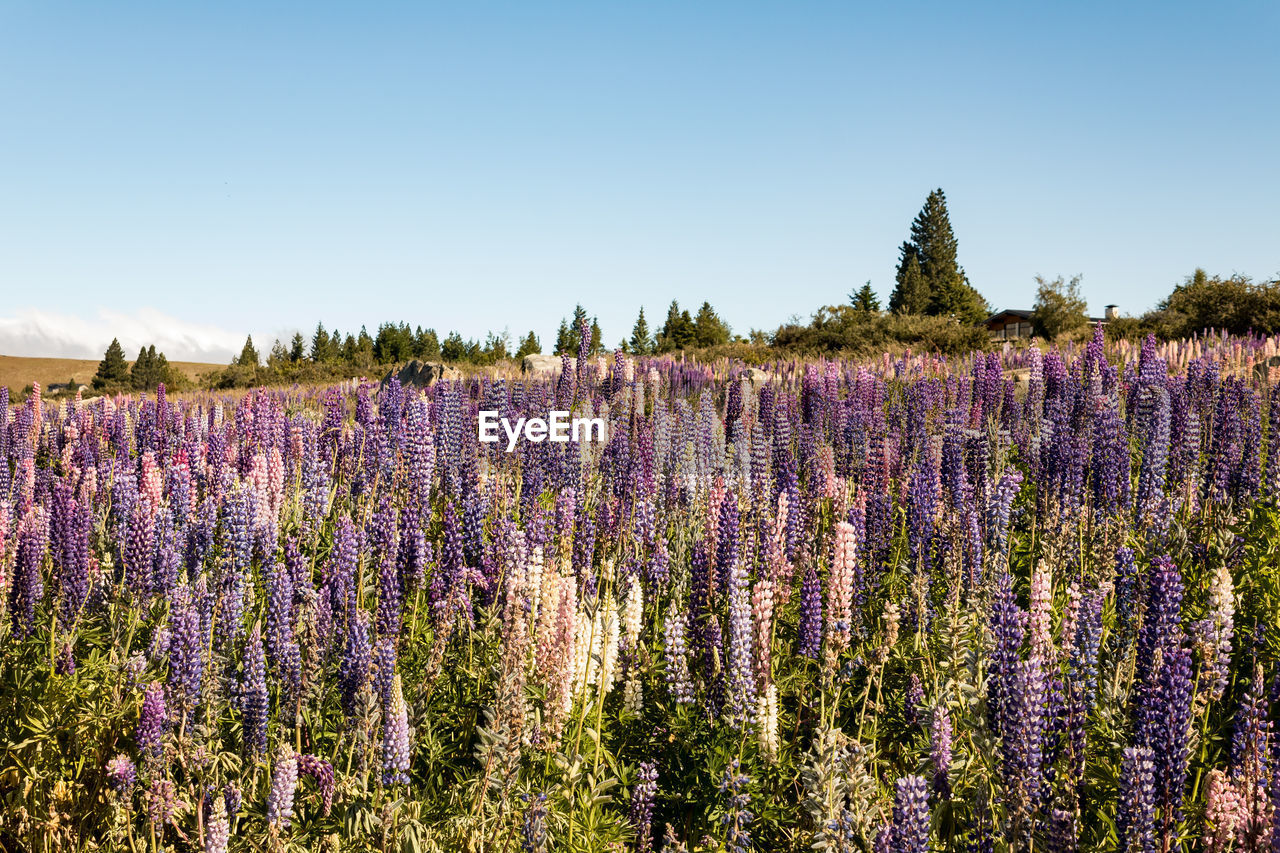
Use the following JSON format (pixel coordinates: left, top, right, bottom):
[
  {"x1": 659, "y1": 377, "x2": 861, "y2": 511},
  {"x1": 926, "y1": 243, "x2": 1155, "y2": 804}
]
[{"x1": 2, "y1": 1, "x2": 1277, "y2": 361}]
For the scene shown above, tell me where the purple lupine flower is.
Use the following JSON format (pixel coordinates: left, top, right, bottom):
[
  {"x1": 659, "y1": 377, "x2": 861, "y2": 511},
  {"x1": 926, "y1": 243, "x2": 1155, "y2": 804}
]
[
  {"x1": 124, "y1": 499, "x2": 154, "y2": 600},
  {"x1": 1117, "y1": 746, "x2": 1156, "y2": 853},
  {"x1": 1134, "y1": 556, "x2": 1183, "y2": 743},
  {"x1": 266, "y1": 748, "x2": 299, "y2": 830},
  {"x1": 719, "y1": 760, "x2": 753, "y2": 853},
  {"x1": 372, "y1": 635, "x2": 398, "y2": 710},
  {"x1": 987, "y1": 569, "x2": 1026, "y2": 740},
  {"x1": 339, "y1": 610, "x2": 372, "y2": 717},
  {"x1": 167, "y1": 583, "x2": 203, "y2": 708},
  {"x1": 1002, "y1": 657, "x2": 1046, "y2": 822},
  {"x1": 136, "y1": 681, "x2": 168, "y2": 759},
  {"x1": 106, "y1": 754, "x2": 137, "y2": 795},
  {"x1": 56, "y1": 500, "x2": 91, "y2": 624},
  {"x1": 1229, "y1": 665, "x2": 1270, "y2": 786},
  {"x1": 891, "y1": 775, "x2": 930, "y2": 853},
  {"x1": 522, "y1": 792, "x2": 549, "y2": 853},
  {"x1": 240, "y1": 623, "x2": 269, "y2": 755},
  {"x1": 1151, "y1": 645, "x2": 1192, "y2": 832},
  {"x1": 145, "y1": 777, "x2": 178, "y2": 829},
  {"x1": 322, "y1": 516, "x2": 359, "y2": 639},
  {"x1": 398, "y1": 505, "x2": 427, "y2": 593},
  {"x1": 1135, "y1": 385, "x2": 1170, "y2": 520},
  {"x1": 630, "y1": 761, "x2": 658, "y2": 853},
  {"x1": 382, "y1": 673, "x2": 411, "y2": 785},
  {"x1": 904, "y1": 674, "x2": 925, "y2": 727},
  {"x1": 1049, "y1": 808, "x2": 1078, "y2": 853},
  {"x1": 297, "y1": 753, "x2": 335, "y2": 816},
  {"x1": 10, "y1": 507, "x2": 49, "y2": 638},
  {"x1": 931, "y1": 703, "x2": 953, "y2": 798},
  {"x1": 797, "y1": 563, "x2": 822, "y2": 660},
  {"x1": 1113, "y1": 547, "x2": 1141, "y2": 637}
]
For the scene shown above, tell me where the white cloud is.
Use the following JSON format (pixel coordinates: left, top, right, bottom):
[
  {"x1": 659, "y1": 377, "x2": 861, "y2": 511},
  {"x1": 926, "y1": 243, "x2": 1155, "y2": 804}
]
[{"x1": 0, "y1": 307, "x2": 253, "y2": 363}]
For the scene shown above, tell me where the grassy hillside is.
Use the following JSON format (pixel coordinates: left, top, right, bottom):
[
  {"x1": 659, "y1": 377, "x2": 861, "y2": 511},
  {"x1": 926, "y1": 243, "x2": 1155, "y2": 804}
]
[{"x1": 0, "y1": 354, "x2": 221, "y2": 394}]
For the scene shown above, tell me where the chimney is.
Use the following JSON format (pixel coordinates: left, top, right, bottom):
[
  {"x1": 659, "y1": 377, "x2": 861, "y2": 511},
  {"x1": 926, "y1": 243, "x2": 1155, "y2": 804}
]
[{"x1": 1104, "y1": 304, "x2": 1118, "y2": 321}]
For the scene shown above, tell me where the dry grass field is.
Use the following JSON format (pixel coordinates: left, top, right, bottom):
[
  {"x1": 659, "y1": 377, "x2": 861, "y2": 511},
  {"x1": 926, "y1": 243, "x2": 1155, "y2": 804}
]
[{"x1": 0, "y1": 354, "x2": 222, "y2": 394}]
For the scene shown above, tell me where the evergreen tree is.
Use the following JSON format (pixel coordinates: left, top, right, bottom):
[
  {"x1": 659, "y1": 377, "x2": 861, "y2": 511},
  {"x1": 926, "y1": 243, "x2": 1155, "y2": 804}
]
[
  {"x1": 692, "y1": 301, "x2": 730, "y2": 347},
  {"x1": 310, "y1": 324, "x2": 331, "y2": 361},
  {"x1": 656, "y1": 300, "x2": 696, "y2": 352},
  {"x1": 289, "y1": 332, "x2": 306, "y2": 362},
  {"x1": 890, "y1": 245, "x2": 929, "y2": 315},
  {"x1": 130, "y1": 346, "x2": 153, "y2": 390},
  {"x1": 890, "y1": 189, "x2": 988, "y2": 322},
  {"x1": 416, "y1": 328, "x2": 441, "y2": 361},
  {"x1": 515, "y1": 331, "x2": 541, "y2": 359},
  {"x1": 268, "y1": 338, "x2": 289, "y2": 367},
  {"x1": 554, "y1": 319, "x2": 575, "y2": 355},
  {"x1": 850, "y1": 281, "x2": 881, "y2": 314},
  {"x1": 589, "y1": 318, "x2": 602, "y2": 355},
  {"x1": 341, "y1": 333, "x2": 356, "y2": 363},
  {"x1": 629, "y1": 308, "x2": 652, "y2": 355},
  {"x1": 237, "y1": 336, "x2": 260, "y2": 368},
  {"x1": 93, "y1": 338, "x2": 130, "y2": 390},
  {"x1": 441, "y1": 332, "x2": 467, "y2": 362}
]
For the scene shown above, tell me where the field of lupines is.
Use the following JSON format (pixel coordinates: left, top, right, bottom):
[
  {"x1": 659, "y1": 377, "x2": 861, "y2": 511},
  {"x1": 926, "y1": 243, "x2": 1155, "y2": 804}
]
[{"x1": 4, "y1": 324, "x2": 1280, "y2": 852}]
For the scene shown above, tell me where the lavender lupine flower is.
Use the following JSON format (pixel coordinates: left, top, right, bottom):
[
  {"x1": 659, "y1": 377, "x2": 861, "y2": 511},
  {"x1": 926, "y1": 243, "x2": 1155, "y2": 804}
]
[
  {"x1": 266, "y1": 747, "x2": 299, "y2": 830},
  {"x1": 297, "y1": 753, "x2": 336, "y2": 816},
  {"x1": 984, "y1": 469, "x2": 1022, "y2": 553},
  {"x1": 891, "y1": 775, "x2": 930, "y2": 853},
  {"x1": 136, "y1": 681, "x2": 168, "y2": 759},
  {"x1": 240, "y1": 624, "x2": 269, "y2": 755},
  {"x1": 205, "y1": 793, "x2": 229, "y2": 853},
  {"x1": 522, "y1": 793, "x2": 549, "y2": 853},
  {"x1": 630, "y1": 761, "x2": 658, "y2": 853},
  {"x1": 382, "y1": 673, "x2": 411, "y2": 785},
  {"x1": 931, "y1": 703, "x2": 953, "y2": 798},
  {"x1": 798, "y1": 563, "x2": 823, "y2": 660},
  {"x1": 723, "y1": 538, "x2": 756, "y2": 728},
  {"x1": 106, "y1": 754, "x2": 137, "y2": 795},
  {"x1": 719, "y1": 760, "x2": 753, "y2": 853},
  {"x1": 662, "y1": 599, "x2": 694, "y2": 704},
  {"x1": 1117, "y1": 746, "x2": 1156, "y2": 853}
]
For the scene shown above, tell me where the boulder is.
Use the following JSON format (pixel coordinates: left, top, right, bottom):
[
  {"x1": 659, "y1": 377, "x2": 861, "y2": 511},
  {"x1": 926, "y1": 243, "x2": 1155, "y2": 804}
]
[
  {"x1": 738, "y1": 367, "x2": 769, "y2": 386},
  {"x1": 522, "y1": 354, "x2": 575, "y2": 376},
  {"x1": 1004, "y1": 368, "x2": 1031, "y2": 384},
  {"x1": 381, "y1": 360, "x2": 458, "y2": 389}
]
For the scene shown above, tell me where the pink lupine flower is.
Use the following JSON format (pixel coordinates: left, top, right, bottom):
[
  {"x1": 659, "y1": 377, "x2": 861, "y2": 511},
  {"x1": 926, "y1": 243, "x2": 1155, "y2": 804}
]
[{"x1": 826, "y1": 521, "x2": 856, "y2": 656}]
